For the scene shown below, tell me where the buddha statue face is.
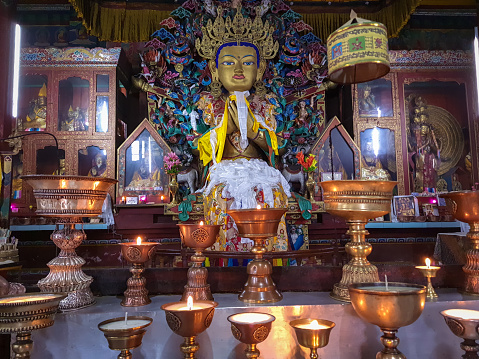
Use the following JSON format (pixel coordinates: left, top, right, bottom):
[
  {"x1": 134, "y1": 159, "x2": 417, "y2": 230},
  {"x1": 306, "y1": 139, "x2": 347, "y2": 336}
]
[{"x1": 211, "y1": 44, "x2": 266, "y2": 94}]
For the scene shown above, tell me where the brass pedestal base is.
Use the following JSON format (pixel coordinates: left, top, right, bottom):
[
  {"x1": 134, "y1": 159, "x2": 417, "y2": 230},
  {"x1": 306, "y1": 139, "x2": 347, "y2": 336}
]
[
  {"x1": 181, "y1": 336, "x2": 199, "y2": 359},
  {"x1": 330, "y1": 223, "x2": 379, "y2": 302},
  {"x1": 238, "y1": 258, "x2": 283, "y2": 304},
  {"x1": 376, "y1": 330, "x2": 406, "y2": 359},
  {"x1": 181, "y1": 252, "x2": 213, "y2": 301},
  {"x1": 460, "y1": 339, "x2": 479, "y2": 359},
  {"x1": 121, "y1": 264, "x2": 151, "y2": 307},
  {"x1": 37, "y1": 223, "x2": 95, "y2": 311},
  {"x1": 12, "y1": 332, "x2": 33, "y2": 359},
  {"x1": 245, "y1": 343, "x2": 260, "y2": 359},
  {"x1": 463, "y1": 245, "x2": 479, "y2": 296}
]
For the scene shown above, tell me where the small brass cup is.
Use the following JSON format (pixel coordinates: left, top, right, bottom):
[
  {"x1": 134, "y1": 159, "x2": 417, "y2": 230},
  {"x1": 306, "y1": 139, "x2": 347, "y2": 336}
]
[
  {"x1": 161, "y1": 300, "x2": 218, "y2": 359},
  {"x1": 228, "y1": 312, "x2": 275, "y2": 359},
  {"x1": 290, "y1": 319, "x2": 335, "y2": 359},
  {"x1": 98, "y1": 316, "x2": 153, "y2": 359},
  {"x1": 119, "y1": 241, "x2": 157, "y2": 306},
  {"x1": 177, "y1": 223, "x2": 221, "y2": 301},
  {"x1": 415, "y1": 265, "x2": 440, "y2": 300}
]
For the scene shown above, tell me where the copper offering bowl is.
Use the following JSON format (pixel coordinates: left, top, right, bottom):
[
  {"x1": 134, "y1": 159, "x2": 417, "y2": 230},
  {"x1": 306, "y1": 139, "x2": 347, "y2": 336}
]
[
  {"x1": 349, "y1": 282, "x2": 426, "y2": 359},
  {"x1": 0, "y1": 293, "x2": 66, "y2": 358},
  {"x1": 98, "y1": 316, "x2": 153, "y2": 359},
  {"x1": 119, "y1": 242, "x2": 157, "y2": 307},
  {"x1": 441, "y1": 309, "x2": 479, "y2": 358},
  {"x1": 290, "y1": 319, "x2": 335, "y2": 359},
  {"x1": 119, "y1": 242, "x2": 157, "y2": 265},
  {"x1": 227, "y1": 208, "x2": 287, "y2": 304},
  {"x1": 440, "y1": 190, "x2": 479, "y2": 295},
  {"x1": 320, "y1": 180, "x2": 397, "y2": 302},
  {"x1": 178, "y1": 223, "x2": 220, "y2": 249},
  {"x1": 161, "y1": 300, "x2": 218, "y2": 359},
  {"x1": 228, "y1": 312, "x2": 275, "y2": 359},
  {"x1": 177, "y1": 223, "x2": 221, "y2": 301}
]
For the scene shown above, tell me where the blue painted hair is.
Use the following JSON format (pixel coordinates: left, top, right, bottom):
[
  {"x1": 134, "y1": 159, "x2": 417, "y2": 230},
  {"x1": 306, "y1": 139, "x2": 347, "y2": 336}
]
[{"x1": 215, "y1": 42, "x2": 260, "y2": 68}]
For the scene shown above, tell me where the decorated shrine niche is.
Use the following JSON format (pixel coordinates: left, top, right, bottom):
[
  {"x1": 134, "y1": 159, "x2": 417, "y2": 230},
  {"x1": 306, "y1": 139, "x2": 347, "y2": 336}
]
[{"x1": 117, "y1": 119, "x2": 171, "y2": 205}]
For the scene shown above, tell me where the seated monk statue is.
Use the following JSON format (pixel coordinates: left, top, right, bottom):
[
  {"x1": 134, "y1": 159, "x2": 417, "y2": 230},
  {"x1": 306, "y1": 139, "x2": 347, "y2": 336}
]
[
  {"x1": 195, "y1": 7, "x2": 291, "y2": 252},
  {"x1": 23, "y1": 83, "x2": 47, "y2": 130}
]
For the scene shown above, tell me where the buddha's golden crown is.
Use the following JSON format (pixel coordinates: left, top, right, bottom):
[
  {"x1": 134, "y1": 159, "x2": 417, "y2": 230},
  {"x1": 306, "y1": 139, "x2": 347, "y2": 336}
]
[{"x1": 195, "y1": 6, "x2": 278, "y2": 61}]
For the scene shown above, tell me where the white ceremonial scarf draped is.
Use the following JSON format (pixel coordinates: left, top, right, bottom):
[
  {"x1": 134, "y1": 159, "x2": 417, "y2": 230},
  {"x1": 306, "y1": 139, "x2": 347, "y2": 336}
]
[
  {"x1": 233, "y1": 90, "x2": 250, "y2": 150},
  {"x1": 203, "y1": 158, "x2": 291, "y2": 209}
]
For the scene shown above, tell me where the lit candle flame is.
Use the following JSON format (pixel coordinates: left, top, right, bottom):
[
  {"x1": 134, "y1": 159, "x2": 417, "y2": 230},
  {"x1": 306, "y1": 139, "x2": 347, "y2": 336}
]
[
  {"x1": 187, "y1": 296, "x2": 193, "y2": 310},
  {"x1": 256, "y1": 204, "x2": 261, "y2": 210},
  {"x1": 137, "y1": 237, "x2": 142, "y2": 245},
  {"x1": 200, "y1": 221, "x2": 204, "y2": 226},
  {"x1": 426, "y1": 258, "x2": 431, "y2": 269},
  {"x1": 161, "y1": 195, "x2": 164, "y2": 201},
  {"x1": 93, "y1": 181, "x2": 100, "y2": 190},
  {"x1": 61, "y1": 180, "x2": 66, "y2": 189},
  {"x1": 310, "y1": 320, "x2": 321, "y2": 329}
]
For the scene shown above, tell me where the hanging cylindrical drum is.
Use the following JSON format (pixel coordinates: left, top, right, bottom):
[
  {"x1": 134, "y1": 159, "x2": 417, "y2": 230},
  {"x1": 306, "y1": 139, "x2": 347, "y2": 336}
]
[{"x1": 327, "y1": 18, "x2": 389, "y2": 84}]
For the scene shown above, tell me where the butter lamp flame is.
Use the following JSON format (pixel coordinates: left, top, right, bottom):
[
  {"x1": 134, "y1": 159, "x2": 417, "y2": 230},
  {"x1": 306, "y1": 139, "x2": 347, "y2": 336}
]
[
  {"x1": 426, "y1": 258, "x2": 431, "y2": 269},
  {"x1": 290, "y1": 318, "x2": 335, "y2": 359},
  {"x1": 187, "y1": 296, "x2": 193, "y2": 310},
  {"x1": 136, "y1": 237, "x2": 142, "y2": 245}
]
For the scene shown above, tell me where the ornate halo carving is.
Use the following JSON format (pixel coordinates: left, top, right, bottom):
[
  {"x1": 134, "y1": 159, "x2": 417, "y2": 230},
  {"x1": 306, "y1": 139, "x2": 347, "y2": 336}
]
[
  {"x1": 192, "y1": 228, "x2": 209, "y2": 244},
  {"x1": 204, "y1": 308, "x2": 215, "y2": 328},
  {"x1": 126, "y1": 247, "x2": 142, "y2": 262},
  {"x1": 253, "y1": 325, "x2": 269, "y2": 342},
  {"x1": 165, "y1": 311, "x2": 182, "y2": 333},
  {"x1": 231, "y1": 324, "x2": 242, "y2": 340},
  {"x1": 444, "y1": 317, "x2": 465, "y2": 337}
]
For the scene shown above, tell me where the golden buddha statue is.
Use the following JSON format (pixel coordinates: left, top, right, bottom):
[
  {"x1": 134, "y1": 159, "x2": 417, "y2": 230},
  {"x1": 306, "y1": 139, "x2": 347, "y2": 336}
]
[
  {"x1": 195, "y1": 7, "x2": 290, "y2": 252},
  {"x1": 23, "y1": 83, "x2": 47, "y2": 130}
]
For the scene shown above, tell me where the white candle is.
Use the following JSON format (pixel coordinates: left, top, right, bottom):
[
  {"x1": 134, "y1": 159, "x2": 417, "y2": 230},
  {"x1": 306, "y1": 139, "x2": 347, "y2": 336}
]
[
  {"x1": 358, "y1": 286, "x2": 419, "y2": 292},
  {"x1": 229, "y1": 313, "x2": 274, "y2": 324},
  {"x1": 0, "y1": 295, "x2": 58, "y2": 304},
  {"x1": 294, "y1": 320, "x2": 331, "y2": 330},
  {"x1": 442, "y1": 309, "x2": 479, "y2": 320},
  {"x1": 99, "y1": 319, "x2": 151, "y2": 330}
]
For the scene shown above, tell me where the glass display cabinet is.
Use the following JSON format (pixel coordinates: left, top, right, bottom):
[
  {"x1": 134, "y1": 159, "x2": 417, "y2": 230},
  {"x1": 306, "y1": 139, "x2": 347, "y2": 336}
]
[{"x1": 10, "y1": 47, "x2": 120, "y2": 217}]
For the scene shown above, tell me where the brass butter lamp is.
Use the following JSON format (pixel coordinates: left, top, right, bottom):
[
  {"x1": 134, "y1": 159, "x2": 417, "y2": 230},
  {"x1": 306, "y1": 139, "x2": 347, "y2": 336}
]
[
  {"x1": 119, "y1": 237, "x2": 157, "y2": 306},
  {"x1": 440, "y1": 190, "x2": 479, "y2": 295},
  {"x1": 0, "y1": 293, "x2": 66, "y2": 359},
  {"x1": 290, "y1": 319, "x2": 335, "y2": 359},
  {"x1": 441, "y1": 309, "x2": 479, "y2": 359},
  {"x1": 23, "y1": 175, "x2": 117, "y2": 311},
  {"x1": 349, "y1": 282, "x2": 426, "y2": 359},
  {"x1": 415, "y1": 258, "x2": 440, "y2": 300},
  {"x1": 161, "y1": 297, "x2": 218, "y2": 359},
  {"x1": 227, "y1": 206, "x2": 287, "y2": 304},
  {"x1": 320, "y1": 180, "x2": 397, "y2": 302},
  {"x1": 228, "y1": 312, "x2": 275, "y2": 359},
  {"x1": 98, "y1": 314, "x2": 153, "y2": 359},
  {"x1": 177, "y1": 221, "x2": 221, "y2": 301}
]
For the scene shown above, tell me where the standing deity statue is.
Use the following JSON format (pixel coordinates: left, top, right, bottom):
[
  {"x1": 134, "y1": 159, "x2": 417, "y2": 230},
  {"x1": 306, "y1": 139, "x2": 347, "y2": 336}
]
[{"x1": 195, "y1": 7, "x2": 290, "y2": 252}]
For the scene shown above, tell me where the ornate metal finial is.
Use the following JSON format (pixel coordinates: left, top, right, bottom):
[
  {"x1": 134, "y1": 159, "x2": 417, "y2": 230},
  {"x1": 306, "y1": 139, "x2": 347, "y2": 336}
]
[{"x1": 195, "y1": 6, "x2": 278, "y2": 62}]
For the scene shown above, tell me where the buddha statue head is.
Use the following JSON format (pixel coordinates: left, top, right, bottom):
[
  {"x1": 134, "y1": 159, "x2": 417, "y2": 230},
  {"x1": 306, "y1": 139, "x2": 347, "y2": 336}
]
[{"x1": 196, "y1": 6, "x2": 278, "y2": 98}]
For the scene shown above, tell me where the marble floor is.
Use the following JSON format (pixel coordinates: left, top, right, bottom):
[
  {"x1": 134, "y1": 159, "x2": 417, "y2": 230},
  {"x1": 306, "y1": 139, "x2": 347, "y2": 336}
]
[{"x1": 25, "y1": 289, "x2": 479, "y2": 358}]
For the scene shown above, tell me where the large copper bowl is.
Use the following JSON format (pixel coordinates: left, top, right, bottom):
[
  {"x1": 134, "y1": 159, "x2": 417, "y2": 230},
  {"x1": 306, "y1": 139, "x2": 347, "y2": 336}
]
[
  {"x1": 22, "y1": 175, "x2": 117, "y2": 217},
  {"x1": 321, "y1": 180, "x2": 397, "y2": 221},
  {"x1": 227, "y1": 208, "x2": 287, "y2": 238},
  {"x1": 349, "y1": 282, "x2": 426, "y2": 330},
  {"x1": 440, "y1": 190, "x2": 479, "y2": 223},
  {"x1": 0, "y1": 293, "x2": 66, "y2": 333}
]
